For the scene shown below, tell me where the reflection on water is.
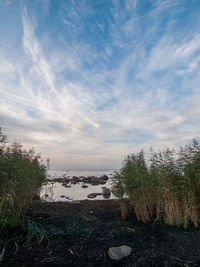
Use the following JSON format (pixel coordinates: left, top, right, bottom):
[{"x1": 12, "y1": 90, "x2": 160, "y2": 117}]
[{"x1": 40, "y1": 169, "x2": 117, "y2": 202}]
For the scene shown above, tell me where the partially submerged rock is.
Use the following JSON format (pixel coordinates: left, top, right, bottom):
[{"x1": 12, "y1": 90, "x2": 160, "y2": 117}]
[
  {"x1": 108, "y1": 245, "x2": 133, "y2": 260},
  {"x1": 87, "y1": 193, "x2": 102, "y2": 199},
  {"x1": 102, "y1": 187, "x2": 111, "y2": 199},
  {"x1": 62, "y1": 184, "x2": 71, "y2": 188},
  {"x1": 81, "y1": 184, "x2": 88, "y2": 188}
]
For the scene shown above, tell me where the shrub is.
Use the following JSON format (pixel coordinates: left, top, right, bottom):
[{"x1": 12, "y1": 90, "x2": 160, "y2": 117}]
[{"x1": 0, "y1": 131, "x2": 47, "y2": 228}]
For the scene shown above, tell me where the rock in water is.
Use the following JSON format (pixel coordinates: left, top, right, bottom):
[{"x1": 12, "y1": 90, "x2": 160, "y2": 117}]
[
  {"x1": 108, "y1": 245, "x2": 133, "y2": 260},
  {"x1": 87, "y1": 193, "x2": 97, "y2": 199},
  {"x1": 81, "y1": 184, "x2": 88, "y2": 188},
  {"x1": 87, "y1": 193, "x2": 102, "y2": 199},
  {"x1": 102, "y1": 187, "x2": 111, "y2": 199}
]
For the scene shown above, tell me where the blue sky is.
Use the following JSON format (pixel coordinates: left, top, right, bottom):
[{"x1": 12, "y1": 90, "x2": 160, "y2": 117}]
[{"x1": 0, "y1": 0, "x2": 200, "y2": 169}]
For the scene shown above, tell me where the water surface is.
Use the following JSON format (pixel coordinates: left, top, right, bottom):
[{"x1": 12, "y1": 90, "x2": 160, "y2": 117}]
[{"x1": 40, "y1": 169, "x2": 116, "y2": 202}]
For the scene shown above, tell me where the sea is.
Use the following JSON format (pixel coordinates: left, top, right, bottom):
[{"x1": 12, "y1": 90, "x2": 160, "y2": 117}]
[{"x1": 40, "y1": 169, "x2": 117, "y2": 202}]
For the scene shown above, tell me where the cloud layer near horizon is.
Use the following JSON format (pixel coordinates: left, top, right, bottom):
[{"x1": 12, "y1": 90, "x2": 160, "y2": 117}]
[{"x1": 0, "y1": 0, "x2": 200, "y2": 169}]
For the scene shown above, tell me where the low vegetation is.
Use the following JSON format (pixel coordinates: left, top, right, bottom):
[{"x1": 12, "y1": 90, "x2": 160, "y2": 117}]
[
  {"x1": 112, "y1": 140, "x2": 200, "y2": 228},
  {"x1": 0, "y1": 129, "x2": 47, "y2": 228}
]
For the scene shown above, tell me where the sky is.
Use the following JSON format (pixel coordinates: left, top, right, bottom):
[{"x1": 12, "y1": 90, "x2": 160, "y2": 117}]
[{"x1": 0, "y1": 0, "x2": 200, "y2": 170}]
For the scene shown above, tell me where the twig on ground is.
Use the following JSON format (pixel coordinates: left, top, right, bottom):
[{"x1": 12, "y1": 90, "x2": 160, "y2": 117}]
[
  {"x1": 14, "y1": 241, "x2": 18, "y2": 253},
  {"x1": 41, "y1": 257, "x2": 57, "y2": 263},
  {"x1": 172, "y1": 256, "x2": 193, "y2": 264},
  {"x1": 121, "y1": 226, "x2": 136, "y2": 232},
  {"x1": 69, "y1": 248, "x2": 73, "y2": 254}
]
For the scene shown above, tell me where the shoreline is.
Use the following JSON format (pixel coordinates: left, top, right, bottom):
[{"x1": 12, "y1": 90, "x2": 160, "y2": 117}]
[{"x1": 1, "y1": 199, "x2": 200, "y2": 266}]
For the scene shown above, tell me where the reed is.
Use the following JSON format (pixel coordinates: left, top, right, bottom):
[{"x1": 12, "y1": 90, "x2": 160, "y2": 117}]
[
  {"x1": 112, "y1": 140, "x2": 200, "y2": 228},
  {"x1": 123, "y1": 151, "x2": 156, "y2": 222},
  {"x1": 112, "y1": 151, "x2": 156, "y2": 222},
  {"x1": 150, "y1": 143, "x2": 200, "y2": 228}
]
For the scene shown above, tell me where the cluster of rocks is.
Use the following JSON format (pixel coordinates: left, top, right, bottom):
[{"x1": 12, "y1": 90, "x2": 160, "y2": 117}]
[
  {"x1": 45, "y1": 175, "x2": 109, "y2": 186},
  {"x1": 61, "y1": 175, "x2": 109, "y2": 187}
]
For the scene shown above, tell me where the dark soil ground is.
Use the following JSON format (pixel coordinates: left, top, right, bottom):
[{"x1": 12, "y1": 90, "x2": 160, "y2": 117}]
[{"x1": 1, "y1": 199, "x2": 200, "y2": 266}]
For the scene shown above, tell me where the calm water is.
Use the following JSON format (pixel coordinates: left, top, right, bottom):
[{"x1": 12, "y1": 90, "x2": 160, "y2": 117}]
[{"x1": 40, "y1": 169, "x2": 117, "y2": 202}]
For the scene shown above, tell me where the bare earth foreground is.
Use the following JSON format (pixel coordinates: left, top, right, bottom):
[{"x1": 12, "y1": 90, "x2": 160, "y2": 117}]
[{"x1": 1, "y1": 199, "x2": 200, "y2": 266}]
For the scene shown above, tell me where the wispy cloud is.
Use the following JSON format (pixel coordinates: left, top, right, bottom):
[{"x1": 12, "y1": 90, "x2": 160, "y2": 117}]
[
  {"x1": 0, "y1": 0, "x2": 200, "y2": 169},
  {"x1": 22, "y1": 8, "x2": 56, "y2": 93},
  {"x1": 0, "y1": 57, "x2": 14, "y2": 74}
]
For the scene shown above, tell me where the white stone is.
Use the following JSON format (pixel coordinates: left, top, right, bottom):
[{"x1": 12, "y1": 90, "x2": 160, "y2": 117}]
[{"x1": 108, "y1": 245, "x2": 133, "y2": 260}]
